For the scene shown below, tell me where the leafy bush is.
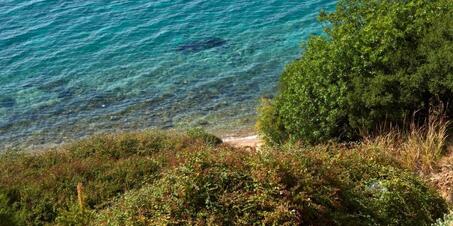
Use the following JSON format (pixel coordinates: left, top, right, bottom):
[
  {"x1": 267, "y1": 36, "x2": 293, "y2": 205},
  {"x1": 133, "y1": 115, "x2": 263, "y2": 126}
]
[
  {"x1": 256, "y1": 98, "x2": 288, "y2": 145},
  {"x1": 0, "y1": 190, "x2": 26, "y2": 226},
  {"x1": 259, "y1": 0, "x2": 453, "y2": 144},
  {"x1": 95, "y1": 145, "x2": 448, "y2": 226},
  {"x1": 55, "y1": 204, "x2": 95, "y2": 226},
  {"x1": 433, "y1": 212, "x2": 453, "y2": 226}
]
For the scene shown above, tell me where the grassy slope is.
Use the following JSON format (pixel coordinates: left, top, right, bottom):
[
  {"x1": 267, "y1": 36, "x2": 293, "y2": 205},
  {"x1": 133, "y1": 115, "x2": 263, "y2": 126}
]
[{"x1": 0, "y1": 125, "x2": 451, "y2": 225}]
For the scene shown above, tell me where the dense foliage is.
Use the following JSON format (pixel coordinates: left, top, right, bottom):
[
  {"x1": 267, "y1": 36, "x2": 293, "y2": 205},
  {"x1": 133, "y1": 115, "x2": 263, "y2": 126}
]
[
  {"x1": 433, "y1": 212, "x2": 453, "y2": 226},
  {"x1": 258, "y1": 0, "x2": 453, "y2": 145},
  {"x1": 0, "y1": 131, "x2": 448, "y2": 225},
  {"x1": 95, "y1": 145, "x2": 448, "y2": 226}
]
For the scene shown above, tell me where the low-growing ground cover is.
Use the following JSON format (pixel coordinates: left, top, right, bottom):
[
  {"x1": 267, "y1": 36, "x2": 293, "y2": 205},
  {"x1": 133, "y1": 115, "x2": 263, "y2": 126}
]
[
  {"x1": 0, "y1": 129, "x2": 449, "y2": 225},
  {"x1": 0, "y1": 129, "x2": 220, "y2": 225}
]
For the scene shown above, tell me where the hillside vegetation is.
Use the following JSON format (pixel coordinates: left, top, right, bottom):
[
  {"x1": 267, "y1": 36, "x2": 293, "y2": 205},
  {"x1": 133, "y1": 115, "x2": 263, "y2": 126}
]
[{"x1": 0, "y1": 128, "x2": 450, "y2": 226}]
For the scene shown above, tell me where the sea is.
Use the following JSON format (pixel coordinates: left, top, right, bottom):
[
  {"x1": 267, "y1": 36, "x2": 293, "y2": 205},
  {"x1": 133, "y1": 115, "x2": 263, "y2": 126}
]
[{"x1": 0, "y1": 0, "x2": 336, "y2": 148}]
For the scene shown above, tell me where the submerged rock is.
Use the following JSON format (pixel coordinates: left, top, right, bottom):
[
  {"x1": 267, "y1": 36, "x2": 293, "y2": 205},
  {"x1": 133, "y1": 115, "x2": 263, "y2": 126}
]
[
  {"x1": 177, "y1": 37, "x2": 227, "y2": 53},
  {"x1": 38, "y1": 79, "x2": 67, "y2": 92},
  {"x1": 57, "y1": 89, "x2": 75, "y2": 99},
  {"x1": 0, "y1": 96, "x2": 16, "y2": 108}
]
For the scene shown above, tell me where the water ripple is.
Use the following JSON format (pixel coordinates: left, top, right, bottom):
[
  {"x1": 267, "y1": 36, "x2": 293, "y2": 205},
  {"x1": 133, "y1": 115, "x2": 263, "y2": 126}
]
[{"x1": 0, "y1": 0, "x2": 336, "y2": 148}]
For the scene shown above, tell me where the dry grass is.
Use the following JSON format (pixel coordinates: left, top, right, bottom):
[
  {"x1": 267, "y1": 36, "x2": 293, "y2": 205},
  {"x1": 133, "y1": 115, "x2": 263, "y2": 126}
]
[
  {"x1": 361, "y1": 112, "x2": 453, "y2": 206},
  {"x1": 429, "y1": 150, "x2": 453, "y2": 205},
  {"x1": 363, "y1": 113, "x2": 450, "y2": 175}
]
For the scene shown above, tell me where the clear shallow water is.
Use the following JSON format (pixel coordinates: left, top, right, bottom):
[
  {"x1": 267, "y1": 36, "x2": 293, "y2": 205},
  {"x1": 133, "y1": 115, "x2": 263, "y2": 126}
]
[{"x1": 0, "y1": 0, "x2": 336, "y2": 148}]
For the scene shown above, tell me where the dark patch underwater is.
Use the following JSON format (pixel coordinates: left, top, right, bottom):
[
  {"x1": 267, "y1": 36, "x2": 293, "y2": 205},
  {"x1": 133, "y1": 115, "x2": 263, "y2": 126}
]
[
  {"x1": 0, "y1": 96, "x2": 16, "y2": 108},
  {"x1": 177, "y1": 37, "x2": 227, "y2": 53}
]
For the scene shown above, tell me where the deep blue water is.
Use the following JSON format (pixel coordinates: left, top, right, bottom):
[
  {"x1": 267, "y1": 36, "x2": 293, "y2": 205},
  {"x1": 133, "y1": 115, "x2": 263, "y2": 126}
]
[{"x1": 0, "y1": 0, "x2": 336, "y2": 148}]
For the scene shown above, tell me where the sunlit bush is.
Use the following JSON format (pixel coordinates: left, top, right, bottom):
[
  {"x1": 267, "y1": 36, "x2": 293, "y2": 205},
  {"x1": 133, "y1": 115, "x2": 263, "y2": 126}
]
[{"x1": 259, "y1": 0, "x2": 453, "y2": 144}]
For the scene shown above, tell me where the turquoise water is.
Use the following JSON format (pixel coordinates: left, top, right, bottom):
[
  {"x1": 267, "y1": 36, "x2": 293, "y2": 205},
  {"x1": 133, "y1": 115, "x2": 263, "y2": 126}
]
[{"x1": 0, "y1": 0, "x2": 336, "y2": 147}]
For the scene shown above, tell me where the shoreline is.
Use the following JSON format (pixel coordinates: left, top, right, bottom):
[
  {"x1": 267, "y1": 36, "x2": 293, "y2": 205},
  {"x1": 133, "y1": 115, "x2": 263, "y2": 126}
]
[
  {"x1": 0, "y1": 124, "x2": 258, "y2": 152},
  {"x1": 222, "y1": 135, "x2": 262, "y2": 149}
]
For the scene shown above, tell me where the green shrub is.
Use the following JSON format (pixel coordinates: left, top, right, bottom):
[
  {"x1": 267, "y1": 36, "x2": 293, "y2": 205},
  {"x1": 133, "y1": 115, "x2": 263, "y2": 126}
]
[
  {"x1": 259, "y1": 0, "x2": 453, "y2": 144},
  {"x1": 433, "y1": 212, "x2": 453, "y2": 226},
  {"x1": 257, "y1": 98, "x2": 288, "y2": 145},
  {"x1": 95, "y1": 146, "x2": 448, "y2": 226},
  {"x1": 0, "y1": 190, "x2": 25, "y2": 226},
  {"x1": 55, "y1": 204, "x2": 95, "y2": 226}
]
